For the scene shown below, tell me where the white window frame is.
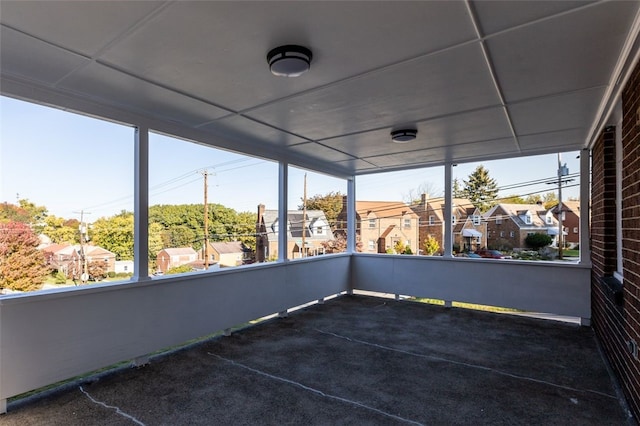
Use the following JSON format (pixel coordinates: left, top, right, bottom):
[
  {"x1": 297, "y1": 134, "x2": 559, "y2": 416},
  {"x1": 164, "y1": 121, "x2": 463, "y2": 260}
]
[
  {"x1": 368, "y1": 218, "x2": 376, "y2": 228},
  {"x1": 524, "y1": 213, "x2": 532, "y2": 225},
  {"x1": 496, "y1": 215, "x2": 502, "y2": 225},
  {"x1": 368, "y1": 240, "x2": 375, "y2": 251},
  {"x1": 403, "y1": 218, "x2": 411, "y2": 229},
  {"x1": 452, "y1": 215, "x2": 457, "y2": 225},
  {"x1": 428, "y1": 215, "x2": 434, "y2": 225},
  {"x1": 510, "y1": 231, "x2": 515, "y2": 238},
  {"x1": 472, "y1": 215, "x2": 481, "y2": 225}
]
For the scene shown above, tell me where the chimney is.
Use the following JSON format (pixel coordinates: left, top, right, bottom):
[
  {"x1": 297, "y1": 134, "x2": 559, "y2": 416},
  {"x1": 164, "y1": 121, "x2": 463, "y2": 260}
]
[{"x1": 421, "y1": 193, "x2": 429, "y2": 211}]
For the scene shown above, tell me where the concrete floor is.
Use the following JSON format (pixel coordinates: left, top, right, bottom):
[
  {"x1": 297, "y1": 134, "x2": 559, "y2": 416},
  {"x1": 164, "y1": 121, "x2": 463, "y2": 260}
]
[{"x1": 1, "y1": 295, "x2": 633, "y2": 425}]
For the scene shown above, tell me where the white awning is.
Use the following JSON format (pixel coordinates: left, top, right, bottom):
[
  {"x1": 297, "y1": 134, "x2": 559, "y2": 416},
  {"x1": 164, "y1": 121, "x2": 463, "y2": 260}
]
[
  {"x1": 547, "y1": 228, "x2": 568, "y2": 236},
  {"x1": 462, "y1": 229, "x2": 482, "y2": 238}
]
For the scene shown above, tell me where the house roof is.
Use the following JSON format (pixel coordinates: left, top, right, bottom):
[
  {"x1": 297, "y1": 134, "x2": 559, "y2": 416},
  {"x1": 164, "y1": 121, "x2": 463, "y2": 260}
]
[
  {"x1": 552, "y1": 200, "x2": 581, "y2": 215},
  {"x1": 40, "y1": 243, "x2": 71, "y2": 255},
  {"x1": 3, "y1": 2, "x2": 637, "y2": 176},
  {"x1": 208, "y1": 241, "x2": 246, "y2": 254},
  {"x1": 356, "y1": 201, "x2": 418, "y2": 219},
  {"x1": 84, "y1": 245, "x2": 116, "y2": 257},
  {"x1": 160, "y1": 247, "x2": 197, "y2": 256},
  {"x1": 420, "y1": 197, "x2": 475, "y2": 222},
  {"x1": 261, "y1": 209, "x2": 330, "y2": 240},
  {"x1": 487, "y1": 203, "x2": 556, "y2": 228}
]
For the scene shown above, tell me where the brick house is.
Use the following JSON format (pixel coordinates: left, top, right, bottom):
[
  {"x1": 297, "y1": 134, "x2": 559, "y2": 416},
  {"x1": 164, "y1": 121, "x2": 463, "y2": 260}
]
[
  {"x1": 483, "y1": 203, "x2": 560, "y2": 251},
  {"x1": 40, "y1": 243, "x2": 116, "y2": 278},
  {"x1": 256, "y1": 205, "x2": 332, "y2": 261},
  {"x1": 156, "y1": 247, "x2": 198, "y2": 273},
  {"x1": 411, "y1": 194, "x2": 486, "y2": 254},
  {"x1": 590, "y1": 56, "x2": 640, "y2": 418},
  {"x1": 551, "y1": 200, "x2": 580, "y2": 246},
  {"x1": 338, "y1": 197, "x2": 419, "y2": 254}
]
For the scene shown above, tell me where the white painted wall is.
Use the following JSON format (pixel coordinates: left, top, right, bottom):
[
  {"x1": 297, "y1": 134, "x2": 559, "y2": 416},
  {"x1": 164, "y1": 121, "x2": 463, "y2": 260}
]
[
  {"x1": 0, "y1": 253, "x2": 592, "y2": 406},
  {"x1": 352, "y1": 254, "x2": 591, "y2": 319},
  {"x1": 0, "y1": 255, "x2": 350, "y2": 401}
]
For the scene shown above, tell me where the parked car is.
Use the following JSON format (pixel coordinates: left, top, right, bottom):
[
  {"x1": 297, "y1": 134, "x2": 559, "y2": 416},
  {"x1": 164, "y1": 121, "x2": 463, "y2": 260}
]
[
  {"x1": 457, "y1": 252, "x2": 482, "y2": 258},
  {"x1": 475, "y1": 249, "x2": 512, "y2": 259}
]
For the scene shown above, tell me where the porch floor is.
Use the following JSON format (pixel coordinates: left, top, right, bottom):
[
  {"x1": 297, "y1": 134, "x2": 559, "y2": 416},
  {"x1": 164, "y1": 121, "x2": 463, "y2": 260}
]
[{"x1": 1, "y1": 295, "x2": 632, "y2": 425}]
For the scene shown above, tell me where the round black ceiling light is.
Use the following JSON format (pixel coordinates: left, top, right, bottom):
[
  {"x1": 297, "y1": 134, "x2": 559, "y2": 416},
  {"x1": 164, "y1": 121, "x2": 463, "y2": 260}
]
[
  {"x1": 390, "y1": 129, "x2": 418, "y2": 143},
  {"x1": 267, "y1": 45, "x2": 313, "y2": 77}
]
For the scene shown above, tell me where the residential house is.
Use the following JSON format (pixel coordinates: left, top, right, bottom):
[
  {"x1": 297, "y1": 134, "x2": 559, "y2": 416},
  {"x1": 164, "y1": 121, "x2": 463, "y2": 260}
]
[
  {"x1": 256, "y1": 205, "x2": 332, "y2": 261},
  {"x1": 203, "y1": 241, "x2": 250, "y2": 267},
  {"x1": 40, "y1": 243, "x2": 116, "y2": 277},
  {"x1": 483, "y1": 203, "x2": 561, "y2": 250},
  {"x1": 83, "y1": 245, "x2": 116, "y2": 273},
  {"x1": 338, "y1": 197, "x2": 419, "y2": 254},
  {"x1": 156, "y1": 247, "x2": 198, "y2": 273},
  {"x1": 114, "y1": 261, "x2": 134, "y2": 274},
  {"x1": 40, "y1": 243, "x2": 78, "y2": 277},
  {"x1": 551, "y1": 200, "x2": 580, "y2": 247},
  {"x1": 411, "y1": 194, "x2": 486, "y2": 254}
]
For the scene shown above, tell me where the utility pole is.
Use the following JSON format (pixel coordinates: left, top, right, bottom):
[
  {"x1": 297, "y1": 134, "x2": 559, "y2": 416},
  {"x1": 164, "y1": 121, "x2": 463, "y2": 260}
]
[
  {"x1": 557, "y1": 153, "x2": 567, "y2": 261},
  {"x1": 74, "y1": 210, "x2": 91, "y2": 283},
  {"x1": 301, "y1": 173, "x2": 307, "y2": 258},
  {"x1": 203, "y1": 170, "x2": 210, "y2": 270}
]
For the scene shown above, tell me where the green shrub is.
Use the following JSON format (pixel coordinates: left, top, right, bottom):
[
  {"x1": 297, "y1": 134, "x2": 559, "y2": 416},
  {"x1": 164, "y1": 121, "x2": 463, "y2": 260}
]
[
  {"x1": 54, "y1": 271, "x2": 67, "y2": 284},
  {"x1": 107, "y1": 271, "x2": 116, "y2": 278},
  {"x1": 525, "y1": 233, "x2": 553, "y2": 250}
]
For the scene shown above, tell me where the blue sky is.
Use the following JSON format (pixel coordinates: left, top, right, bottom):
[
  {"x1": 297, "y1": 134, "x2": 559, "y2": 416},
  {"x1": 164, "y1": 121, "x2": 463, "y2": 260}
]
[{"x1": 1, "y1": 96, "x2": 580, "y2": 221}]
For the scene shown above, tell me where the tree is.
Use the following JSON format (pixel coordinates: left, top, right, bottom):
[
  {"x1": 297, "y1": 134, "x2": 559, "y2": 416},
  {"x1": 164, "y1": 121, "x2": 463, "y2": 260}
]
[
  {"x1": 501, "y1": 195, "x2": 526, "y2": 204},
  {"x1": 453, "y1": 178, "x2": 464, "y2": 198},
  {"x1": 393, "y1": 240, "x2": 405, "y2": 254},
  {"x1": 321, "y1": 234, "x2": 363, "y2": 253},
  {"x1": 91, "y1": 212, "x2": 134, "y2": 260},
  {"x1": 542, "y1": 192, "x2": 559, "y2": 210},
  {"x1": 403, "y1": 182, "x2": 441, "y2": 204},
  {"x1": 0, "y1": 221, "x2": 49, "y2": 291},
  {"x1": 423, "y1": 236, "x2": 440, "y2": 256},
  {"x1": 525, "y1": 233, "x2": 553, "y2": 250},
  {"x1": 42, "y1": 215, "x2": 80, "y2": 244},
  {"x1": 87, "y1": 260, "x2": 108, "y2": 281},
  {"x1": 462, "y1": 166, "x2": 499, "y2": 212},
  {"x1": 300, "y1": 191, "x2": 344, "y2": 231}
]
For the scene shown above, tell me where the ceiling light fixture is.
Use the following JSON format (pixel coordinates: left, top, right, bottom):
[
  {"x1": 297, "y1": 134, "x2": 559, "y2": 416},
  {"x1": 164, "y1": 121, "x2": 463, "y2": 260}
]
[
  {"x1": 390, "y1": 129, "x2": 418, "y2": 143},
  {"x1": 267, "y1": 45, "x2": 313, "y2": 77}
]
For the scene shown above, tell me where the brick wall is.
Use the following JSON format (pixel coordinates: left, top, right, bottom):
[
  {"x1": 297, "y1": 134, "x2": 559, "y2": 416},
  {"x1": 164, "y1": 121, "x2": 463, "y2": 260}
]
[{"x1": 591, "y1": 60, "x2": 640, "y2": 418}]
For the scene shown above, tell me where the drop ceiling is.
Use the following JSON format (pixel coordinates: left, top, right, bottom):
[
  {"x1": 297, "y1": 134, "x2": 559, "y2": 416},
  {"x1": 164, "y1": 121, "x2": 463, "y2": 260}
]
[{"x1": 1, "y1": 1, "x2": 639, "y2": 177}]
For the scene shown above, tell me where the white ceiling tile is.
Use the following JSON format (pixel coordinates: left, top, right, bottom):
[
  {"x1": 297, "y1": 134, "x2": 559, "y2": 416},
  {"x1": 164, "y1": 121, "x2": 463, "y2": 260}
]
[
  {"x1": 0, "y1": 1, "x2": 163, "y2": 56},
  {"x1": 508, "y1": 87, "x2": 605, "y2": 136},
  {"x1": 518, "y1": 129, "x2": 587, "y2": 153},
  {"x1": 199, "y1": 116, "x2": 308, "y2": 147},
  {"x1": 246, "y1": 43, "x2": 501, "y2": 140},
  {"x1": 99, "y1": 1, "x2": 477, "y2": 112},
  {"x1": 58, "y1": 63, "x2": 230, "y2": 126},
  {"x1": 0, "y1": 27, "x2": 89, "y2": 84},
  {"x1": 487, "y1": 1, "x2": 639, "y2": 102},
  {"x1": 289, "y1": 143, "x2": 357, "y2": 163},
  {"x1": 473, "y1": 1, "x2": 593, "y2": 36}
]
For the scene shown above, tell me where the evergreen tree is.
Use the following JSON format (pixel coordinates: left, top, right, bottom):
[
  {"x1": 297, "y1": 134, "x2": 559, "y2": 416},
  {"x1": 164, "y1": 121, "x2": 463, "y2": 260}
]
[
  {"x1": 452, "y1": 178, "x2": 464, "y2": 198},
  {"x1": 463, "y1": 166, "x2": 499, "y2": 212}
]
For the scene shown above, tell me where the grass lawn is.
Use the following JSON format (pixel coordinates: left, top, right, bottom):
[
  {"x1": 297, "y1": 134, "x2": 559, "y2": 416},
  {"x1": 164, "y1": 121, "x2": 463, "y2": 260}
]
[{"x1": 563, "y1": 249, "x2": 580, "y2": 257}]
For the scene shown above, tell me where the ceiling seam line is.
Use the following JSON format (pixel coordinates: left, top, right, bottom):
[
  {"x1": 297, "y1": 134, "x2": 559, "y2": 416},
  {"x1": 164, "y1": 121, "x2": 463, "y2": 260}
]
[
  {"x1": 195, "y1": 114, "x2": 316, "y2": 144},
  {"x1": 480, "y1": 1, "x2": 607, "y2": 43},
  {"x1": 90, "y1": 60, "x2": 238, "y2": 115},
  {"x1": 52, "y1": 1, "x2": 175, "y2": 87},
  {"x1": 313, "y1": 104, "x2": 506, "y2": 143},
  {"x1": 506, "y1": 85, "x2": 610, "y2": 107},
  {"x1": 234, "y1": 38, "x2": 482, "y2": 116},
  {"x1": 465, "y1": 0, "x2": 521, "y2": 153}
]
